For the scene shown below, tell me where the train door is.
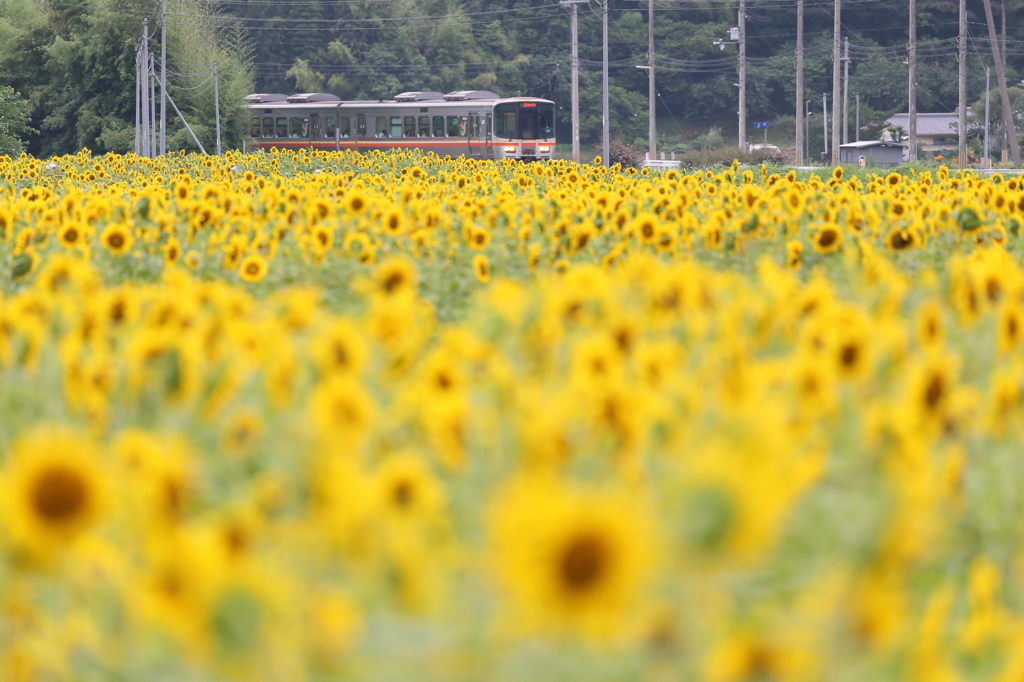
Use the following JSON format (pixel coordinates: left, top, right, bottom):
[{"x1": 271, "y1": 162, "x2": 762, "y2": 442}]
[
  {"x1": 467, "y1": 112, "x2": 478, "y2": 159},
  {"x1": 484, "y1": 113, "x2": 492, "y2": 159}
]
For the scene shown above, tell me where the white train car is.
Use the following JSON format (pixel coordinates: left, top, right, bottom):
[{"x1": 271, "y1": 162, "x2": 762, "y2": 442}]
[{"x1": 245, "y1": 90, "x2": 556, "y2": 161}]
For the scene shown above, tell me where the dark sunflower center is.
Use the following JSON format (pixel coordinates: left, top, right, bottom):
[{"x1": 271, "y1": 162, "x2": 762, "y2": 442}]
[
  {"x1": 382, "y1": 272, "x2": 404, "y2": 293},
  {"x1": 32, "y1": 467, "x2": 88, "y2": 523},
  {"x1": 818, "y1": 230, "x2": 837, "y2": 247},
  {"x1": 559, "y1": 534, "x2": 607, "y2": 592},
  {"x1": 109, "y1": 233, "x2": 125, "y2": 248},
  {"x1": 65, "y1": 228, "x2": 78, "y2": 242},
  {"x1": 392, "y1": 481, "x2": 413, "y2": 507},
  {"x1": 840, "y1": 343, "x2": 859, "y2": 368},
  {"x1": 924, "y1": 374, "x2": 945, "y2": 410},
  {"x1": 246, "y1": 262, "x2": 261, "y2": 275}
]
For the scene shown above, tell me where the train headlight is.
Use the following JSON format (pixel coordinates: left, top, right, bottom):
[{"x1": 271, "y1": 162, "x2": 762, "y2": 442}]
[
  {"x1": 539, "y1": 146, "x2": 551, "y2": 153},
  {"x1": 504, "y1": 146, "x2": 517, "y2": 153}
]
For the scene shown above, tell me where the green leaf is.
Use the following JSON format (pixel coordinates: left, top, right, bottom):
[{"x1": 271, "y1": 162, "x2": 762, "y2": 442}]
[
  {"x1": 957, "y1": 207, "x2": 983, "y2": 231},
  {"x1": 11, "y1": 252, "x2": 32, "y2": 279}
]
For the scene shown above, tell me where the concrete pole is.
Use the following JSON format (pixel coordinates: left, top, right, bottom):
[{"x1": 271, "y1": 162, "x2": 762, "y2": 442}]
[
  {"x1": 796, "y1": 0, "x2": 804, "y2": 165},
  {"x1": 570, "y1": 1, "x2": 580, "y2": 163},
  {"x1": 958, "y1": 0, "x2": 967, "y2": 170},
  {"x1": 843, "y1": 37, "x2": 849, "y2": 145},
  {"x1": 982, "y1": 0, "x2": 1021, "y2": 165},
  {"x1": 149, "y1": 54, "x2": 156, "y2": 155},
  {"x1": 648, "y1": 0, "x2": 656, "y2": 157},
  {"x1": 160, "y1": 0, "x2": 167, "y2": 155},
  {"x1": 831, "y1": 0, "x2": 840, "y2": 164},
  {"x1": 602, "y1": 0, "x2": 609, "y2": 166},
  {"x1": 214, "y1": 61, "x2": 222, "y2": 156},
  {"x1": 823, "y1": 93, "x2": 828, "y2": 160},
  {"x1": 985, "y1": 66, "x2": 991, "y2": 169},
  {"x1": 135, "y1": 49, "x2": 141, "y2": 156},
  {"x1": 141, "y1": 19, "x2": 150, "y2": 158},
  {"x1": 856, "y1": 93, "x2": 860, "y2": 142},
  {"x1": 738, "y1": 0, "x2": 746, "y2": 149},
  {"x1": 908, "y1": 0, "x2": 917, "y2": 160}
]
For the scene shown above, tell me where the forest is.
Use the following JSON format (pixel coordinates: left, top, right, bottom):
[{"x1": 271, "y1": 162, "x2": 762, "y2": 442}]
[{"x1": 0, "y1": 0, "x2": 1021, "y2": 158}]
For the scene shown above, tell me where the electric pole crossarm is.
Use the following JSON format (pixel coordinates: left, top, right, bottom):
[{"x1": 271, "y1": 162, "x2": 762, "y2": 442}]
[{"x1": 982, "y1": 0, "x2": 1022, "y2": 165}]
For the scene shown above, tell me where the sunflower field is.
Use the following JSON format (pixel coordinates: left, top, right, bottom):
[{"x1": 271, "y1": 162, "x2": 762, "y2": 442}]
[{"x1": 3, "y1": 149, "x2": 1024, "y2": 682}]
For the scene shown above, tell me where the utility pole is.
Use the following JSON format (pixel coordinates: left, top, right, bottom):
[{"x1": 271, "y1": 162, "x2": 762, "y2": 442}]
[
  {"x1": 738, "y1": 0, "x2": 746, "y2": 149},
  {"x1": 141, "y1": 19, "x2": 150, "y2": 158},
  {"x1": 160, "y1": 0, "x2": 167, "y2": 156},
  {"x1": 982, "y1": 0, "x2": 1021, "y2": 165},
  {"x1": 958, "y1": 0, "x2": 967, "y2": 170},
  {"x1": 602, "y1": 0, "x2": 609, "y2": 167},
  {"x1": 843, "y1": 37, "x2": 850, "y2": 145},
  {"x1": 855, "y1": 93, "x2": 860, "y2": 142},
  {"x1": 985, "y1": 66, "x2": 991, "y2": 169},
  {"x1": 214, "y1": 61, "x2": 222, "y2": 156},
  {"x1": 908, "y1": 0, "x2": 917, "y2": 161},
  {"x1": 149, "y1": 54, "x2": 156, "y2": 155},
  {"x1": 823, "y1": 94, "x2": 828, "y2": 160},
  {"x1": 135, "y1": 50, "x2": 141, "y2": 156},
  {"x1": 831, "y1": 0, "x2": 840, "y2": 164},
  {"x1": 806, "y1": 99, "x2": 812, "y2": 162},
  {"x1": 648, "y1": 0, "x2": 656, "y2": 158},
  {"x1": 563, "y1": 0, "x2": 582, "y2": 163},
  {"x1": 796, "y1": 0, "x2": 804, "y2": 164}
]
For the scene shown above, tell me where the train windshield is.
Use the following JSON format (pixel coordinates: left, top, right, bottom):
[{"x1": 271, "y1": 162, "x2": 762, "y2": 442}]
[{"x1": 493, "y1": 102, "x2": 555, "y2": 139}]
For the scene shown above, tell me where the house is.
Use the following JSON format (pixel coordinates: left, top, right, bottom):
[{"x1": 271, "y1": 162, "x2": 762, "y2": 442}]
[
  {"x1": 839, "y1": 140, "x2": 907, "y2": 167},
  {"x1": 885, "y1": 111, "x2": 970, "y2": 156}
]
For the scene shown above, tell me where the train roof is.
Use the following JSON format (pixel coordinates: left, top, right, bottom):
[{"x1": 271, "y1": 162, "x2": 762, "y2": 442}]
[{"x1": 245, "y1": 91, "x2": 554, "y2": 109}]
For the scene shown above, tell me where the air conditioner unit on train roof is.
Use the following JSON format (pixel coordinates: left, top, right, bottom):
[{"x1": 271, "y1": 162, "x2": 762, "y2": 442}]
[
  {"x1": 285, "y1": 93, "x2": 342, "y2": 103},
  {"x1": 394, "y1": 92, "x2": 445, "y2": 102},
  {"x1": 245, "y1": 94, "x2": 288, "y2": 104},
  {"x1": 443, "y1": 91, "x2": 499, "y2": 101}
]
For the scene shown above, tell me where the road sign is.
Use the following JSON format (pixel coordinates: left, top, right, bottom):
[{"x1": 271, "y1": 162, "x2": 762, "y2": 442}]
[{"x1": 754, "y1": 122, "x2": 769, "y2": 129}]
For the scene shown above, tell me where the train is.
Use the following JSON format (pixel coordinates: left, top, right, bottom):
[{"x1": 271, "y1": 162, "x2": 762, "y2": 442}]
[{"x1": 244, "y1": 90, "x2": 556, "y2": 161}]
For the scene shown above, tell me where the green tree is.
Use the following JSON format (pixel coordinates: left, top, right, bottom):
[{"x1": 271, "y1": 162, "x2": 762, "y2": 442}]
[{"x1": 0, "y1": 84, "x2": 34, "y2": 155}]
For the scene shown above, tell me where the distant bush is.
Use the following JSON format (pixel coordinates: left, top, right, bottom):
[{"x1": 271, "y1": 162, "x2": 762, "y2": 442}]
[{"x1": 609, "y1": 137, "x2": 645, "y2": 169}]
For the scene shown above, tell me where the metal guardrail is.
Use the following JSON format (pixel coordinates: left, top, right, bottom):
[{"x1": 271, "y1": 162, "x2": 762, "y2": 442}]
[{"x1": 641, "y1": 152, "x2": 682, "y2": 169}]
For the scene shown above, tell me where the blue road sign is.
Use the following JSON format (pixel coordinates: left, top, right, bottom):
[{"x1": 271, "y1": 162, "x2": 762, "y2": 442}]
[{"x1": 754, "y1": 122, "x2": 769, "y2": 129}]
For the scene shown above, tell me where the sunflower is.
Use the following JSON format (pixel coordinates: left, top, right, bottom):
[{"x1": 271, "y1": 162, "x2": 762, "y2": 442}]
[
  {"x1": 381, "y1": 208, "x2": 405, "y2": 236},
  {"x1": 831, "y1": 166, "x2": 844, "y2": 182},
  {"x1": 466, "y1": 225, "x2": 492, "y2": 250},
  {"x1": 344, "y1": 191, "x2": 368, "y2": 215},
  {"x1": 885, "y1": 172, "x2": 902, "y2": 187},
  {"x1": 631, "y1": 212, "x2": 659, "y2": 245},
  {"x1": 100, "y1": 223, "x2": 133, "y2": 256},
  {"x1": 238, "y1": 254, "x2": 268, "y2": 283},
  {"x1": 371, "y1": 256, "x2": 417, "y2": 297},
  {"x1": 885, "y1": 226, "x2": 918, "y2": 251},
  {"x1": 309, "y1": 375, "x2": 375, "y2": 445},
  {"x1": 311, "y1": 318, "x2": 368, "y2": 376},
  {"x1": 57, "y1": 222, "x2": 85, "y2": 249},
  {"x1": 812, "y1": 225, "x2": 843, "y2": 254},
  {"x1": 374, "y1": 452, "x2": 445, "y2": 522},
  {"x1": 473, "y1": 253, "x2": 491, "y2": 283},
  {"x1": 997, "y1": 301, "x2": 1023, "y2": 353},
  {"x1": 164, "y1": 237, "x2": 182, "y2": 265},
  {"x1": 0, "y1": 427, "x2": 108, "y2": 557},
  {"x1": 489, "y1": 477, "x2": 656, "y2": 638},
  {"x1": 786, "y1": 240, "x2": 803, "y2": 269}
]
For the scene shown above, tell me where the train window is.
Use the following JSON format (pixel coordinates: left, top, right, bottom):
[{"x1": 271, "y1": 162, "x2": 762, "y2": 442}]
[
  {"x1": 390, "y1": 117, "x2": 402, "y2": 138},
  {"x1": 418, "y1": 116, "x2": 430, "y2": 137},
  {"x1": 310, "y1": 115, "x2": 321, "y2": 138},
  {"x1": 448, "y1": 116, "x2": 466, "y2": 137},
  {"x1": 251, "y1": 117, "x2": 262, "y2": 137},
  {"x1": 538, "y1": 107, "x2": 554, "y2": 137},
  {"x1": 433, "y1": 116, "x2": 444, "y2": 137},
  {"x1": 357, "y1": 115, "x2": 366, "y2": 138},
  {"x1": 470, "y1": 115, "x2": 480, "y2": 137},
  {"x1": 375, "y1": 117, "x2": 388, "y2": 138},
  {"x1": 290, "y1": 117, "x2": 309, "y2": 138},
  {"x1": 404, "y1": 117, "x2": 416, "y2": 138},
  {"x1": 325, "y1": 116, "x2": 335, "y2": 138},
  {"x1": 339, "y1": 117, "x2": 351, "y2": 139},
  {"x1": 263, "y1": 118, "x2": 274, "y2": 138},
  {"x1": 276, "y1": 118, "x2": 288, "y2": 137},
  {"x1": 494, "y1": 110, "x2": 515, "y2": 138}
]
